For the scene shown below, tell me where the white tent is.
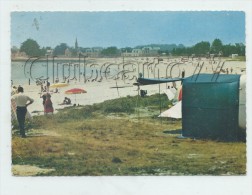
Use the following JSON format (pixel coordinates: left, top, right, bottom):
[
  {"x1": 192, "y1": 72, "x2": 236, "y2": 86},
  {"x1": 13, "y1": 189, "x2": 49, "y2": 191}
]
[
  {"x1": 163, "y1": 88, "x2": 175, "y2": 100},
  {"x1": 158, "y1": 101, "x2": 182, "y2": 119}
]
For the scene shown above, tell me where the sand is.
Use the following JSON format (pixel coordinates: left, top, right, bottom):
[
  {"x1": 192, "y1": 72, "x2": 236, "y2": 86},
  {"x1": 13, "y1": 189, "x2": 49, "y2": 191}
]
[
  {"x1": 12, "y1": 164, "x2": 55, "y2": 176},
  {"x1": 13, "y1": 57, "x2": 246, "y2": 116}
]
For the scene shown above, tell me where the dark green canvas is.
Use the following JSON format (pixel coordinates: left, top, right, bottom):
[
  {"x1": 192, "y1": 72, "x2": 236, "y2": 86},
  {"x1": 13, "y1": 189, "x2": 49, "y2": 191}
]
[{"x1": 182, "y1": 74, "x2": 240, "y2": 140}]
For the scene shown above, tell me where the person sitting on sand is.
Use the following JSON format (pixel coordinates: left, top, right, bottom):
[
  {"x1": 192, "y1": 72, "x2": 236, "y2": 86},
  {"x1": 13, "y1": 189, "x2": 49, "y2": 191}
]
[
  {"x1": 63, "y1": 97, "x2": 71, "y2": 105},
  {"x1": 44, "y1": 93, "x2": 54, "y2": 115},
  {"x1": 59, "y1": 97, "x2": 71, "y2": 105},
  {"x1": 54, "y1": 88, "x2": 59, "y2": 93}
]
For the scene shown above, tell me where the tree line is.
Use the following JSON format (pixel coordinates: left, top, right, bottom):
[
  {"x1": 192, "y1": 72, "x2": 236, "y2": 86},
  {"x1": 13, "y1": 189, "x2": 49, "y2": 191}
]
[
  {"x1": 171, "y1": 39, "x2": 245, "y2": 57},
  {"x1": 14, "y1": 38, "x2": 245, "y2": 57},
  {"x1": 14, "y1": 39, "x2": 121, "y2": 57}
]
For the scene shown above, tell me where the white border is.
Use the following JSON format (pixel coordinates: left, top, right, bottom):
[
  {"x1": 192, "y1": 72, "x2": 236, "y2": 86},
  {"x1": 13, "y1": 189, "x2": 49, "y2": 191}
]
[{"x1": 1, "y1": 1, "x2": 252, "y2": 195}]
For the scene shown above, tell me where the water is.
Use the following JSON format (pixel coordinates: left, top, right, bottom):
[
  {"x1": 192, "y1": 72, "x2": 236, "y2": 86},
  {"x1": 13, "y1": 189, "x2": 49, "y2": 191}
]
[
  {"x1": 11, "y1": 59, "x2": 138, "y2": 85},
  {"x1": 11, "y1": 59, "x2": 122, "y2": 86}
]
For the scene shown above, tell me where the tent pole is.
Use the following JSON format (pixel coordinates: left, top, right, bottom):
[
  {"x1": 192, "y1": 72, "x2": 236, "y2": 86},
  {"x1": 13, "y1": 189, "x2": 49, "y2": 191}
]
[
  {"x1": 158, "y1": 70, "x2": 162, "y2": 125},
  {"x1": 138, "y1": 86, "x2": 139, "y2": 124},
  {"x1": 115, "y1": 80, "x2": 120, "y2": 97}
]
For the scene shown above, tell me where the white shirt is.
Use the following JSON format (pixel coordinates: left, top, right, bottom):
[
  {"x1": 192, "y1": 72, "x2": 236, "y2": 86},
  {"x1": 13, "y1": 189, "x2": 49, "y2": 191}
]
[{"x1": 11, "y1": 92, "x2": 34, "y2": 107}]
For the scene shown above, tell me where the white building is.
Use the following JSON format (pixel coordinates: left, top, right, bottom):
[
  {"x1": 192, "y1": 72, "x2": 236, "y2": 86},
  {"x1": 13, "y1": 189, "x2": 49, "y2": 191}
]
[
  {"x1": 231, "y1": 54, "x2": 239, "y2": 58},
  {"x1": 121, "y1": 47, "x2": 160, "y2": 57}
]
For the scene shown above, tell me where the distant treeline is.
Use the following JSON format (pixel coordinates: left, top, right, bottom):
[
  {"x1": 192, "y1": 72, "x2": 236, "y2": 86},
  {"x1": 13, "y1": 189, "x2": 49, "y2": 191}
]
[
  {"x1": 12, "y1": 38, "x2": 245, "y2": 57},
  {"x1": 171, "y1": 39, "x2": 245, "y2": 57}
]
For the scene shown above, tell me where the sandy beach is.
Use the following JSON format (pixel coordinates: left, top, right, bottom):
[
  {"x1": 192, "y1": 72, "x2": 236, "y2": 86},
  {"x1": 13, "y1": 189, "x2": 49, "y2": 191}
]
[{"x1": 12, "y1": 57, "x2": 246, "y2": 116}]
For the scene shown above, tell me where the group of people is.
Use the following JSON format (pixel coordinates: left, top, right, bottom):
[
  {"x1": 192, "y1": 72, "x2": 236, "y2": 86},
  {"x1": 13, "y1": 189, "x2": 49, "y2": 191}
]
[
  {"x1": 225, "y1": 67, "x2": 234, "y2": 74},
  {"x1": 12, "y1": 85, "x2": 73, "y2": 138},
  {"x1": 12, "y1": 85, "x2": 55, "y2": 138},
  {"x1": 40, "y1": 81, "x2": 51, "y2": 93}
]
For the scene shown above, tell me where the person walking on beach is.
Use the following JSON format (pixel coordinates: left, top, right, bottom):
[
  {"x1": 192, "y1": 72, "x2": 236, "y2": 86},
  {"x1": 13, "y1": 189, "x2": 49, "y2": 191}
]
[
  {"x1": 11, "y1": 86, "x2": 34, "y2": 138},
  {"x1": 44, "y1": 93, "x2": 54, "y2": 115},
  {"x1": 40, "y1": 83, "x2": 44, "y2": 93},
  {"x1": 46, "y1": 80, "x2": 50, "y2": 92},
  {"x1": 181, "y1": 69, "x2": 185, "y2": 78}
]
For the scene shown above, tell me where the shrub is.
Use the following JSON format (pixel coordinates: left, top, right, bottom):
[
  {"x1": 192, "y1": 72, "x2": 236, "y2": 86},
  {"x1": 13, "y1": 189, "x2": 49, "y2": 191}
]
[
  {"x1": 102, "y1": 98, "x2": 135, "y2": 113},
  {"x1": 55, "y1": 105, "x2": 96, "y2": 122}
]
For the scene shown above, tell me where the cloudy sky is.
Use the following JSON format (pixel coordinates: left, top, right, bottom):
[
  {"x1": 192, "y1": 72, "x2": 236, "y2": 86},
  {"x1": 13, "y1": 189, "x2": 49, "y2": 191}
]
[{"x1": 11, "y1": 11, "x2": 245, "y2": 48}]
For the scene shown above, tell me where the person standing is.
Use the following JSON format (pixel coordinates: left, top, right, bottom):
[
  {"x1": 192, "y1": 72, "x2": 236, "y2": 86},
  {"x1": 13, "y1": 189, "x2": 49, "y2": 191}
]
[
  {"x1": 46, "y1": 80, "x2": 50, "y2": 92},
  {"x1": 181, "y1": 69, "x2": 185, "y2": 78},
  {"x1": 11, "y1": 86, "x2": 34, "y2": 138},
  {"x1": 40, "y1": 83, "x2": 44, "y2": 93},
  {"x1": 40, "y1": 93, "x2": 47, "y2": 107},
  {"x1": 44, "y1": 93, "x2": 54, "y2": 115}
]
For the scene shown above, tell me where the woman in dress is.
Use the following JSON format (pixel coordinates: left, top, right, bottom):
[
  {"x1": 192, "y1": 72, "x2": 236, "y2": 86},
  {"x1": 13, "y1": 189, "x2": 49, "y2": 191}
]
[{"x1": 44, "y1": 93, "x2": 54, "y2": 115}]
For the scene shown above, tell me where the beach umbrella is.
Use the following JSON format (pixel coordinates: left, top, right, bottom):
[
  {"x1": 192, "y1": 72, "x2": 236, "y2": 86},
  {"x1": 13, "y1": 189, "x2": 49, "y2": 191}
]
[
  {"x1": 65, "y1": 88, "x2": 87, "y2": 104},
  {"x1": 50, "y1": 83, "x2": 69, "y2": 88},
  {"x1": 65, "y1": 88, "x2": 87, "y2": 94}
]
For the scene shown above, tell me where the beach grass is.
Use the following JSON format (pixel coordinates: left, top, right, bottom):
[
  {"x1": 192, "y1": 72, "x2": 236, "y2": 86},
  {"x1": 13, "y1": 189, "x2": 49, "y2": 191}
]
[{"x1": 12, "y1": 94, "x2": 246, "y2": 176}]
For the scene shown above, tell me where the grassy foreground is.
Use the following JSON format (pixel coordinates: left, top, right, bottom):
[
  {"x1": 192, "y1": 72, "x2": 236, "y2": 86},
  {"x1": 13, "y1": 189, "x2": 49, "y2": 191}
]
[{"x1": 12, "y1": 94, "x2": 246, "y2": 176}]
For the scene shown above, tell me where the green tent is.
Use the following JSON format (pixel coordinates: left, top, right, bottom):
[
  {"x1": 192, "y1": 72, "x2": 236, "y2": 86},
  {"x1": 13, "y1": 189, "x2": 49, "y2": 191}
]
[{"x1": 182, "y1": 74, "x2": 241, "y2": 141}]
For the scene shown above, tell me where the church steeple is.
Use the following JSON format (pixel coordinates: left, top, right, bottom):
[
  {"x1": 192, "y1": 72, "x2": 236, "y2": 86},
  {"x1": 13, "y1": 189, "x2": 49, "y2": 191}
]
[{"x1": 75, "y1": 37, "x2": 78, "y2": 50}]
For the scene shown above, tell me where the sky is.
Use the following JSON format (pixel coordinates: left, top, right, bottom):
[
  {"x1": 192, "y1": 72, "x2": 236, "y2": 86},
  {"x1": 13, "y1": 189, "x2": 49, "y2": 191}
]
[{"x1": 11, "y1": 11, "x2": 245, "y2": 48}]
